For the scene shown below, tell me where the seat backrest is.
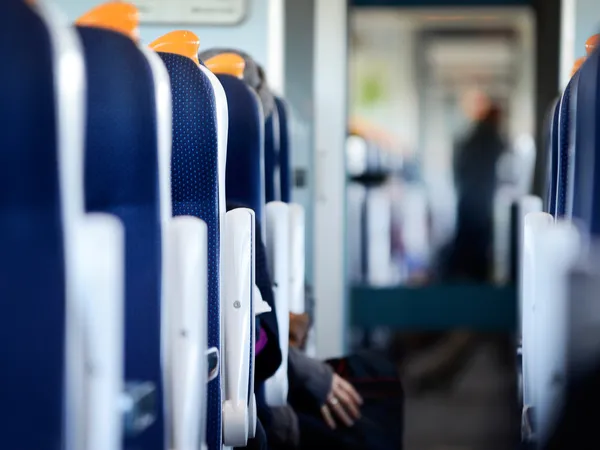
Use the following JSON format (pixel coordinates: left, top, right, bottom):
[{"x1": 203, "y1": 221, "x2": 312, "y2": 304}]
[
  {"x1": 572, "y1": 48, "x2": 600, "y2": 234},
  {"x1": 204, "y1": 51, "x2": 265, "y2": 443},
  {"x1": 556, "y1": 80, "x2": 575, "y2": 218},
  {"x1": 546, "y1": 100, "x2": 560, "y2": 216},
  {"x1": 265, "y1": 106, "x2": 281, "y2": 203},
  {"x1": 0, "y1": 1, "x2": 85, "y2": 448},
  {"x1": 275, "y1": 97, "x2": 292, "y2": 203},
  {"x1": 156, "y1": 49, "x2": 224, "y2": 450},
  {"x1": 217, "y1": 72, "x2": 265, "y2": 224},
  {"x1": 77, "y1": 22, "x2": 170, "y2": 450}
]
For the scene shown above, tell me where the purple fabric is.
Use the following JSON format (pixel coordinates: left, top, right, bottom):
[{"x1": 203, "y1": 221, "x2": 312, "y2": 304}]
[{"x1": 256, "y1": 328, "x2": 268, "y2": 354}]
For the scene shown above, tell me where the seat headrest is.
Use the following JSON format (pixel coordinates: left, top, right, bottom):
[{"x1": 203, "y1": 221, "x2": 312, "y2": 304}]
[
  {"x1": 76, "y1": 1, "x2": 139, "y2": 40},
  {"x1": 205, "y1": 53, "x2": 245, "y2": 79},
  {"x1": 200, "y1": 47, "x2": 275, "y2": 118},
  {"x1": 586, "y1": 34, "x2": 599, "y2": 56},
  {"x1": 149, "y1": 30, "x2": 200, "y2": 66},
  {"x1": 571, "y1": 57, "x2": 586, "y2": 77}
]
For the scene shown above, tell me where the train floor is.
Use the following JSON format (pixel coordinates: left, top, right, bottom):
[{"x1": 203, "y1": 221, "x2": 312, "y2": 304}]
[{"x1": 401, "y1": 338, "x2": 519, "y2": 450}]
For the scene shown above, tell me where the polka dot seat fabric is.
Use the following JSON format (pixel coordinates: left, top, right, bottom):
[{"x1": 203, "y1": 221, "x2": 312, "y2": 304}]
[
  {"x1": 556, "y1": 79, "x2": 574, "y2": 218},
  {"x1": 157, "y1": 52, "x2": 223, "y2": 450}
]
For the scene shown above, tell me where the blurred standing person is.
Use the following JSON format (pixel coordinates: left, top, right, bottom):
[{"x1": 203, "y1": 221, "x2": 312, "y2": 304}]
[{"x1": 443, "y1": 90, "x2": 507, "y2": 281}]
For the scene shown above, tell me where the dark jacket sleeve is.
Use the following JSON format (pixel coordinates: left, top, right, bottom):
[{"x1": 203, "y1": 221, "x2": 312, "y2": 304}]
[{"x1": 288, "y1": 347, "x2": 333, "y2": 410}]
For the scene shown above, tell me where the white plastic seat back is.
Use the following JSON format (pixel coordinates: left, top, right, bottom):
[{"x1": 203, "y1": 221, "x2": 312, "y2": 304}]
[
  {"x1": 530, "y1": 221, "x2": 580, "y2": 444},
  {"x1": 289, "y1": 204, "x2": 305, "y2": 314},
  {"x1": 165, "y1": 217, "x2": 208, "y2": 450},
  {"x1": 222, "y1": 208, "x2": 255, "y2": 446},
  {"x1": 139, "y1": 46, "x2": 176, "y2": 449},
  {"x1": 75, "y1": 214, "x2": 125, "y2": 450},
  {"x1": 521, "y1": 211, "x2": 553, "y2": 441},
  {"x1": 31, "y1": 4, "x2": 127, "y2": 449},
  {"x1": 264, "y1": 202, "x2": 290, "y2": 407},
  {"x1": 518, "y1": 196, "x2": 543, "y2": 335}
]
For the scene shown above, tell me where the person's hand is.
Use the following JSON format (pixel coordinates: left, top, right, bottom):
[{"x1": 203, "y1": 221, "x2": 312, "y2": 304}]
[
  {"x1": 289, "y1": 313, "x2": 310, "y2": 348},
  {"x1": 320, "y1": 374, "x2": 363, "y2": 429}
]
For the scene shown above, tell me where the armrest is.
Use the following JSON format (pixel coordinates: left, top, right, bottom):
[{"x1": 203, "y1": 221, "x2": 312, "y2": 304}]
[
  {"x1": 264, "y1": 202, "x2": 290, "y2": 407},
  {"x1": 74, "y1": 213, "x2": 125, "y2": 450},
  {"x1": 222, "y1": 208, "x2": 255, "y2": 446},
  {"x1": 164, "y1": 216, "x2": 208, "y2": 450},
  {"x1": 288, "y1": 204, "x2": 305, "y2": 315}
]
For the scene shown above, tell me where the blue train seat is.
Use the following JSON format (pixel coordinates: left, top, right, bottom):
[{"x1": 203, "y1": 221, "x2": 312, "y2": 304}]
[
  {"x1": 76, "y1": 6, "x2": 173, "y2": 449},
  {"x1": 265, "y1": 106, "x2": 281, "y2": 203},
  {"x1": 0, "y1": 2, "x2": 76, "y2": 448},
  {"x1": 519, "y1": 48, "x2": 600, "y2": 446},
  {"x1": 202, "y1": 52, "x2": 265, "y2": 224},
  {"x1": 275, "y1": 97, "x2": 292, "y2": 203},
  {"x1": 149, "y1": 30, "x2": 228, "y2": 449},
  {"x1": 202, "y1": 51, "x2": 262, "y2": 445},
  {"x1": 274, "y1": 97, "x2": 306, "y2": 315},
  {"x1": 0, "y1": 2, "x2": 125, "y2": 449},
  {"x1": 572, "y1": 46, "x2": 600, "y2": 234},
  {"x1": 556, "y1": 81, "x2": 573, "y2": 218},
  {"x1": 202, "y1": 50, "x2": 292, "y2": 408},
  {"x1": 545, "y1": 99, "x2": 560, "y2": 216}
]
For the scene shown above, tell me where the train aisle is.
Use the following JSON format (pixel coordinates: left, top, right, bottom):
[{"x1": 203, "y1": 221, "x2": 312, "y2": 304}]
[{"x1": 403, "y1": 339, "x2": 519, "y2": 450}]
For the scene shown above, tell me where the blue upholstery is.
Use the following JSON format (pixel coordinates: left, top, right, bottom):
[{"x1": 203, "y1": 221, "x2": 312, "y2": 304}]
[
  {"x1": 572, "y1": 51, "x2": 600, "y2": 235},
  {"x1": 78, "y1": 27, "x2": 164, "y2": 450},
  {"x1": 157, "y1": 53, "x2": 223, "y2": 450},
  {"x1": 275, "y1": 97, "x2": 292, "y2": 203},
  {"x1": 546, "y1": 101, "x2": 560, "y2": 216},
  {"x1": 265, "y1": 108, "x2": 281, "y2": 203},
  {"x1": 0, "y1": 2, "x2": 65, "y2": 448},
  {"x1": 218, "y1": 74, "x2": 265, "y2": 223},
  {"x1": 556, "y1": 80, "x2": 574, "y2": 218}
]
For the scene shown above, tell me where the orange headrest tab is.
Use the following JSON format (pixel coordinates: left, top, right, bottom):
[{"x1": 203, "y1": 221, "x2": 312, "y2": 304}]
[
  {"x1": 149, "y1": 31, "x2": 200, "y2": 66},
  {"x1": 586, "y1": 34, "x2": 600, "y2": 56},
  {"x1": 76, "y1": 1, "x2": 139, "y2": 41},
  {"x1": 204, "y1": 53, "x2": 246, "y2": 79},
  {"x1": 571, "y1": 56, "x2": 586, "y2": 77}
]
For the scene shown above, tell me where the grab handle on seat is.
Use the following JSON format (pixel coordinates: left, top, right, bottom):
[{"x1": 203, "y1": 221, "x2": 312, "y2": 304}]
[{"x1": 75, "y1": 213, "x2": 125, "y2": 450}]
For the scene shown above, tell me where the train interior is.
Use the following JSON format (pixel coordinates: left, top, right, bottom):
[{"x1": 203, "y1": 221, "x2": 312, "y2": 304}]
[{"x1": 1, "y1": 0, "x2": 599, "y2": 449}]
